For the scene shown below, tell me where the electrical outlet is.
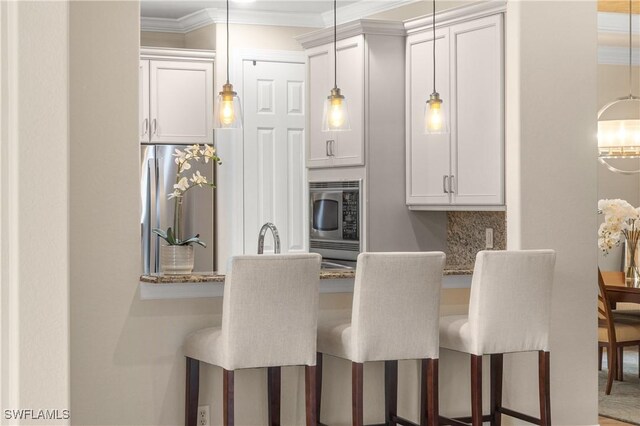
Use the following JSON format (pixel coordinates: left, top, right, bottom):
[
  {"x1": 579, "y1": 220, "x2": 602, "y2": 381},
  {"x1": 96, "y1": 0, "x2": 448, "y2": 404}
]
[
  {"x1": 485, "y1": 228, "x2": 494, "y2": 249},
  {"x1": 198, "y1": 405, "x2": 210, "y2": 426}
]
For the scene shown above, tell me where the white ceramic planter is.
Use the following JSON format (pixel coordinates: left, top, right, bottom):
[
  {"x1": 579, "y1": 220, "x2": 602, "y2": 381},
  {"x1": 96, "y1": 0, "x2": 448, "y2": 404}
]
[{"x1": 160, "y1": 245, "x2": 194, "y2": 275}]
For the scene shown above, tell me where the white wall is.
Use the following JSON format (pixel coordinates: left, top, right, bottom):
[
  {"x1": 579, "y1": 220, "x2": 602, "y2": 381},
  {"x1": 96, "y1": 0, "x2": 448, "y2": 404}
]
[
  {"x1": 0, "y1": 2, "x2": 70, "y2": 423},
  {"x1": 505, "y1": 1, "x2": 598, "y2": 425}
]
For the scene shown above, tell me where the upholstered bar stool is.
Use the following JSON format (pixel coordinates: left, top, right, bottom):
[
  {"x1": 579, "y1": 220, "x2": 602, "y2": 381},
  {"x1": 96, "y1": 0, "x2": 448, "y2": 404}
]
[
  {"x1": 316, "y1": 252, "x2": 446, "y2": 426},
  {"x1": 183, "y1": 253, "x2": 322, "y2": 426},
  {"x1": 439, "y1": 250, "x2": 556, "y2": 426}
]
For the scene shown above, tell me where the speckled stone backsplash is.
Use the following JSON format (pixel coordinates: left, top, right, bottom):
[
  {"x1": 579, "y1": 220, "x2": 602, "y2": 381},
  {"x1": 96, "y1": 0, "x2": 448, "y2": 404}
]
[{"x1": 446, "y1": 211, "x2": 506, "y2": 269}]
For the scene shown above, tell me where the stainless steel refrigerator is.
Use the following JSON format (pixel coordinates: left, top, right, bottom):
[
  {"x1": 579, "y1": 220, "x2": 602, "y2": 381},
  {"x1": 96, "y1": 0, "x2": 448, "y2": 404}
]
[{"x1": 141, "y1": 144, "x2": 216, "y2": 274}]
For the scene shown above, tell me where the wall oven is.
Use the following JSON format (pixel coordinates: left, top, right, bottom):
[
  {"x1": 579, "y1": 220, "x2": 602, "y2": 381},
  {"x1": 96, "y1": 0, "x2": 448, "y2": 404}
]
[{"x1": 309, "y1": 180, "x2": 361, "y2": 261}]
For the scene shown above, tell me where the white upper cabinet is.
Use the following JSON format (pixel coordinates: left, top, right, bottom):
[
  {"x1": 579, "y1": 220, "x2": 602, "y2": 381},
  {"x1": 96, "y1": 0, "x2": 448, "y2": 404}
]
[
  {"x1": 406, "y1": 13, "x2": 504, "y2": 210},
  {"x1": 140, "y1": 49, "x2": 215, "y2": 145},
  {"x1": 305, "y1": 35, "x2": 365, "y2": 168}
]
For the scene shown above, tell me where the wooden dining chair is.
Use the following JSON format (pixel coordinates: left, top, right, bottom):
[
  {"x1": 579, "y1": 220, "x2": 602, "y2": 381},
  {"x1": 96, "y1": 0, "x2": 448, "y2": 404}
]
[{"x1": 597, "y1": 268, "x2": 640, "y2": 394}]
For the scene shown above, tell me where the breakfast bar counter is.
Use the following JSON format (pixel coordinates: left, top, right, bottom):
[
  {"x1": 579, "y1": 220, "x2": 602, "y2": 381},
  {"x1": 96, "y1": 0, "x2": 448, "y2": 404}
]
[{"x1": 139, "y1": 266, "x2": 474, "y2": 300}]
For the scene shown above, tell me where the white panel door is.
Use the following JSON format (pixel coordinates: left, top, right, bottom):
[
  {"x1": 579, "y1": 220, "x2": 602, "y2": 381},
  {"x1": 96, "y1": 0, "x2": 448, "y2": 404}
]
[
  {"x1": 149, "y1": 60, "x2": 213, "y2": 144},
  {"x1": 307, "y1": 45, "x2": 334, "y2": 168},
  {"x1": 140, "y1": 60, "x2": 150, "y2": 143},
  {"x1": 243, "y1": 60, "x2": 306, "y2": 254},
  {"x1": 450, "y1": 14, "x2": 504, "y2": 206},
  {"x1": 332, "y1": 35, "x2": 365, "y2": 167},
  {"x1": 406, "y1": 28, "x2": 451, "y2": 206}
]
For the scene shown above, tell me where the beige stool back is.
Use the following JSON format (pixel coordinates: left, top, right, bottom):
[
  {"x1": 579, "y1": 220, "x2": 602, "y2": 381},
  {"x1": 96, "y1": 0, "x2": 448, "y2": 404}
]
[
  {"x1": 351, "y1": 252, "x2": 445, "y2": 362},
  {"x1": 468, "y1": 250, "x2": 556, "y2": 355},
  {"x1": 221, "y1": 253, "x2": 321, "y2": 370}
]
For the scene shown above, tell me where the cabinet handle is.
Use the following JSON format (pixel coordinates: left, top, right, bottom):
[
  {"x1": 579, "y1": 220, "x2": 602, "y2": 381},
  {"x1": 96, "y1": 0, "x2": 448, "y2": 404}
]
[
  {"x1": 142, "y1": 118, "x2": 149, "y2": 136},
  {"x1": 151, "y1": 118, "x2": 157, "y2": 135},
  {"x1": 331, "y1": 140, "x2": 336, "y2": 157},
  {"x1": 450, "y1": 175, "x2": 455, "y2": 194},
  {"x1": 327, "y1": 140, "x2": 335, "y2": 157},
  {"x1": 443, "y1": 175, "x2": 449, "y2": 194},
  {"x1": 326, "y1": 140, "x2": 331, "y2": 157}
]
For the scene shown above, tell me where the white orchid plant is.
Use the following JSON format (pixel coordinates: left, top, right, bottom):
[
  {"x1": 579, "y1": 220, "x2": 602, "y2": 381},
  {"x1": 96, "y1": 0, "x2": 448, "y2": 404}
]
[
  {"x1": 598, "y1": 199, "x2": 640, "y2": 276},
  {"x1": 153, "y1": 144, "x2": 221, "y2": 247}
]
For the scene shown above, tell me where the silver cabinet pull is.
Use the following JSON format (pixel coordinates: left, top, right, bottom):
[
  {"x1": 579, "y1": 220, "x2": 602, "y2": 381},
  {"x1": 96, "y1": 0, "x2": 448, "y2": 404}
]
[
  {"x1": 142, "y1": 118, "x2": 149, "y2": 136},
  {"x1": 326, "y1": 140, "x2": 331, "y2": 157},
  {"x1": 330, "y1": 140, "x2": 335, "y2": 157},
  {"x1": 151, "y1": 118, "x2": 157, "y2": 135},
  {"x1": 443, "y1": 175, "x2": 449, "y2": 193},
  {"x1": 450, "y1": 175, "x2": 455, "y2": 193},
  {"x1": 326, "y1": 140, "x2": 335, "y2": 157}
]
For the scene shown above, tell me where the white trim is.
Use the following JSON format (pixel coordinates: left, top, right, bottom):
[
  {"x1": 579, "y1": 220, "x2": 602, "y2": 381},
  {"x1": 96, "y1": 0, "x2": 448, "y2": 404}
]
[
  {"x1": 320, "y1": 0, "x2": 419, "y2": 27},
  {"x1": 408, "y1": 204, "x2": 507, "y2": 212},
  {"x1": 599, "y1": 12, "x2": 640, "y2": 35},
  {"x1": 598, "y1": 46, "x2": 640, "y2": 66},
  {"x1": 140, "y1": 47, "x2": 215, "y2": 61},
  {"x1": 0, "y1": 0, "x2": 20, "y2": 410},
  {"x1": 404, "y1": 0, "x2": 506, "y2": 34},
  {"x1": 296, "y1": 19, "x2": 405, "y2": 49}
]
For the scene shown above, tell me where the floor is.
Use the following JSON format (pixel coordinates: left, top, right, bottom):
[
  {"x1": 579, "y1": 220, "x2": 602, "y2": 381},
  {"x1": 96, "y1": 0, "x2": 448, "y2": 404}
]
[{"x1": 599, "y1": 416, "x2": 635, "y2": 425}]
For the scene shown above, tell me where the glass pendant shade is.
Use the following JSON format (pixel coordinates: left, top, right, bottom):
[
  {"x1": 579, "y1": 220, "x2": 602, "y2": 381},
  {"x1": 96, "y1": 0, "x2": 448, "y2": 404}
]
[
  {"x1": 322, "y1": 88, "x2": 350, "y2": 131},
  {"x1": 424, "y1": 92, "x2": 448, "y2": 134},
  {"x1": 215, "y1": 83, "x2": 243, "y2": 129}
]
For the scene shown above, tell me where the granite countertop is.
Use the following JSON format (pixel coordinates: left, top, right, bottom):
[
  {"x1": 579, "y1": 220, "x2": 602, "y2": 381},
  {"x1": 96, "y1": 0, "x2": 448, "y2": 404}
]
[{"x1": 140, "y1": 265, "x2": 473, "y2": 284}]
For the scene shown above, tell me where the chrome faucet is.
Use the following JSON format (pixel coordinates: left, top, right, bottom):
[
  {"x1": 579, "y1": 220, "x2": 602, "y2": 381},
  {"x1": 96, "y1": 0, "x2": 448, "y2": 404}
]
[{"x1": 257, "y1": 222, "x2": 281, "y2": 254}]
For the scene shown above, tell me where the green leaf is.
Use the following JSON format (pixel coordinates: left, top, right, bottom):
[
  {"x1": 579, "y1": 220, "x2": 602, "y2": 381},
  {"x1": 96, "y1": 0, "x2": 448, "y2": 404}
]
[{"x1": 166, "y1": 227, "x2": 176, "y2": 245}]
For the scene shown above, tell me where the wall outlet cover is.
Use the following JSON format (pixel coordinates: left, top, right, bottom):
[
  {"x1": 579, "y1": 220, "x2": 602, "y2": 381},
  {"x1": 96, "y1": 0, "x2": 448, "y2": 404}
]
[{"x1": 198, "y1": 405, "x2": 210, "y2": 426}]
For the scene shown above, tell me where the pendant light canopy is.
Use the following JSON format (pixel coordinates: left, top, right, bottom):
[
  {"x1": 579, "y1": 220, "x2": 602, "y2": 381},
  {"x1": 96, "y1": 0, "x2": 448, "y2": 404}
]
[
  {"x1": 424, "y1": 0, "x2": 448, "y2": 135},
  {"x1": 598, "y1": 0, "x2": 639, "y2": 173},
  {"x1": 215, "y1": 0, "x2": 243, "y2": 129},
  {"x1": 322, "y1": 0, "x2": 351, "y2": 132}
]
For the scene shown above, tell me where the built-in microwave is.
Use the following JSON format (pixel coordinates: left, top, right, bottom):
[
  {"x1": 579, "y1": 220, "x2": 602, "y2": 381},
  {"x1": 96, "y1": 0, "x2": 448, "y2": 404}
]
[{"x1": 309, "y1": 180, "x2": 361, "y2": 261}]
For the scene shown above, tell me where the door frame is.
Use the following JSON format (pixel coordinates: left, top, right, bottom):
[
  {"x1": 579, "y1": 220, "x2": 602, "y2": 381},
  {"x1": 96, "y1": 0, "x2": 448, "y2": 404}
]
[{"x1": 230, "y1": 49, "x2": 307, "y2": 255}]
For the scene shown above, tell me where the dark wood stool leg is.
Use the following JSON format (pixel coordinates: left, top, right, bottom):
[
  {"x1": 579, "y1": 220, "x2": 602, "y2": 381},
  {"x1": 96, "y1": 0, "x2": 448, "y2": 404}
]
[
  {"x1": 538, "y1": 351, "x2": 551, "y2": 426},
  {"x1": 422, "y1": 358, "x2": 438, "y2": 426},
  {"x1": 470, "y1": 355, "x2": 483, "y2": 426},
  {"x1": 268, "y1": 367, "x2": 281, "y2": 426},
  {"x1": 616, "y1": 347, "x2": 624, "y2": 381},
  {"x1": 223, "y1": 369, "x2": 234, "y2": 426},
  {"x1": 605, "y1": 344, "x2": 616, "y2": 395},
  {"x1": 352, "y1": 362, "x2": 364, "y2": 426},
  {"x1": 598, "y1": 346, "x2": 603, "y2": 371},
  {"x1": 316, "y1": 353, "x2": 323, "y2": 424},
  {"x1": 305, "y1": 365, "x2": 317, "y2": 426},
  {"x1": 185, "y1": 357, "x2": 200, "y2": 426},
  {"x1": 385, "y1": 360, "x2": 398, "y2": 426},
  {"x1": 490, "y1": 354, "x2": 503, "y2": 426}
]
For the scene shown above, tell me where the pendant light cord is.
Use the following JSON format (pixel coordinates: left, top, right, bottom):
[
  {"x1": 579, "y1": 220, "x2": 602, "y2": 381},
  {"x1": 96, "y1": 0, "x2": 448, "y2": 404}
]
[
  {"x1": 629, "y1": 0, "x2": 633, "y2": 97},
  {"x1": 432, "y1": 0, "x2": 436, "y2": 93},
  {"x1": 226, "y1": 0, "x2": 230, "y2": 85},
  {"x1": 334, "y1": 0, "x2": 337, "y2": 89}
]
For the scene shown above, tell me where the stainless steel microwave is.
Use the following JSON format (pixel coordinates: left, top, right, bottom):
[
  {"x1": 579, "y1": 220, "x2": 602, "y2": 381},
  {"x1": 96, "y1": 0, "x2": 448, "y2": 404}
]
[{"x1": 309, "y1": 180, "x2": 361, "y2": 261}]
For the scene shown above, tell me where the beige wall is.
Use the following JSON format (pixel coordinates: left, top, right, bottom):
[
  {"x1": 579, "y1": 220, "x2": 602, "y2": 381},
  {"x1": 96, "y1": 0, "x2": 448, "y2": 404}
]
[
  {"x1": 505, "y1": 1, "x2": 598, "y2": 424},
  {"x1": 185, "y1": 24, "x2": 216, "y2": 50},
  {"x1": 0, "y1": 1, "x2": 70, "y2": 423},
  {"x1": 141, "y1": 31, "x2": 185, "y2": 48},
  {"x1": 597, "y1": 64, "x2": 640, "y2": 270}
]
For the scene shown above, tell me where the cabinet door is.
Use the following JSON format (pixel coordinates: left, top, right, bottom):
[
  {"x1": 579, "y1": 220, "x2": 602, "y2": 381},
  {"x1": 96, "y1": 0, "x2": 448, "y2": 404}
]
[
  {"x1": 149, "y1": 60, "x2": 213, "y2": 144},
  {"x1": 139, "y1": 60, "x2": 150, "y2": 143},
  {"x1": 450, "y1": 15, "x2": 504, "y2": 206},
  {"x1": 306, "y1": 44, "x2": 334, "y2": 168},
  {"x1": 332, "y1": 35, "x2": 365, "y2": 167},
  {"x1": 406, "y1": 28, "x2": 451, "y2": 206}
]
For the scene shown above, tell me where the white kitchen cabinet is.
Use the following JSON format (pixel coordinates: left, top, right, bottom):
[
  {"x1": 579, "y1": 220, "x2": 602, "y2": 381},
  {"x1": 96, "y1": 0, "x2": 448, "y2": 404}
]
[
  {"x1": 304, "y1": 35, "x2": 365, "y2": 168},
  {"x1": 140, "y1": 48, "x2": 214, "y2": 145},
  {"x1": 406, "y1": 14, "x2": 504, "y2": 210}
]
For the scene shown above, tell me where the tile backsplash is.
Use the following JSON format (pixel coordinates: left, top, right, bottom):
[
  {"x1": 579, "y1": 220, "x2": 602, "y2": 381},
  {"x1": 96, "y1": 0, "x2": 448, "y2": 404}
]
[{"x1": 446, "y1": 211, "x2": 506, "y2": 269}]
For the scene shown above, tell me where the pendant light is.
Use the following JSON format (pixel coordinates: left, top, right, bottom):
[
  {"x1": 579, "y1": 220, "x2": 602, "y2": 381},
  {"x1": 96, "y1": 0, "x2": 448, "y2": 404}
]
[
  {"x1": 322, "y1": 0, "x2": 350, "y2": 132},
  {"x1": 215, "y1": 0, "x2": 243, "y2": 129},
  {"x1": 424, "y1": 0, "x2": 448, "y2": 134},
  {"x1": 598, "y1": 0, "x2": 639, "y2": 173}
]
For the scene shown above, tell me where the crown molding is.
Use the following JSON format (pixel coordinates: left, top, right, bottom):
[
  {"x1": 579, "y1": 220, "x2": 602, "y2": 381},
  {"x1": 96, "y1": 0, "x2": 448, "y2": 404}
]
[
  {"x1": 296, "y1": 19, "x2": 406, "y2": 49},
  {"x1": 320, "y1": 0, "x2": 419, "y2": 26},
  {"x1": 404, "y1": 0, "x2": 506, "y2": 34},
  {"x1": 599, "y1": 46, "x2": 640, "y2": 65},
  {"x1": 598, "y1": 12, "x2": 640, "y2": 34},
  {"x1": 140, "y1": 47, "x2": 216, "y2": 61}
]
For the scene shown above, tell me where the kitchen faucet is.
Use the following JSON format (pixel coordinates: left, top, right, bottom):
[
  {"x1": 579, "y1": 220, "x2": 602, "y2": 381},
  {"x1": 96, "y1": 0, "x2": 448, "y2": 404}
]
[{"x1": 257, "y1": 222, "x2": 281, "y2": 254}]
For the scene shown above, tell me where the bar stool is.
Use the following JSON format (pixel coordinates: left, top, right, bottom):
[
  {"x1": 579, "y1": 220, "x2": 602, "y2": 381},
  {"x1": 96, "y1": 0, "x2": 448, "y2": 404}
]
[
  {"x1": 439, "y1": 250, "x2": 556, "y2": 426},
  {"x1": 316, "y1": 252, "x2": 446, "y2": 426},
  {"x1": 183, "y1": 253, "x2": 322, "y2": 426}
]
